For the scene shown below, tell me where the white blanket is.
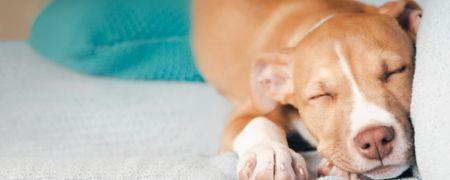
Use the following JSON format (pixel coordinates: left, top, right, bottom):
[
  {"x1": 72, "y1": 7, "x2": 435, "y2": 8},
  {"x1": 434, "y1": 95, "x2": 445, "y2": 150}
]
[
  {"x1": 0, "y1": 42, "x2": 323, "y2": 179},
  {"x1": 0, "y1": 42, "x2": 236, "y2": 179},
  {"x1": 411, "y1": 0, "x2": 450, "y2": 179}
]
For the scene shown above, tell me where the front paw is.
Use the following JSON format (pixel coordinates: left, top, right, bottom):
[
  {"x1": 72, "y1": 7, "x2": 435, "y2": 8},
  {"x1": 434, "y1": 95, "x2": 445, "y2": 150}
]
[
  {"x1": 317, "y1": 159, "x2": 361, "y2": 180},
  {"x1": 237, "y1": 142, "x2": 308, "y2": 180}
]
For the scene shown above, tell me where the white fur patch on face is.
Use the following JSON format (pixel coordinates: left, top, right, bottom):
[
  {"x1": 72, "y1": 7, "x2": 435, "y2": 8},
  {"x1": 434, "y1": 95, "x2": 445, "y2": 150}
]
[
  {"x1": 285, "y1": 14, "x2": 335, "y2": 48},
  {"x1": 334, "y1": 43, "x2": 409, "y2": 171},
  {"x1": 363, "y1": 165, "x2": 410, "y2": 180},
  {"x1": 335, "y1": 43, "x2": 398, "y2": 138}
]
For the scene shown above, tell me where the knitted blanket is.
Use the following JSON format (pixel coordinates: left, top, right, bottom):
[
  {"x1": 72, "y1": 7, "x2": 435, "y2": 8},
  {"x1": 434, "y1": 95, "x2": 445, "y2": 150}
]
[{"x1": 29, "y1": 0, "x2": 203, "y2": 81}]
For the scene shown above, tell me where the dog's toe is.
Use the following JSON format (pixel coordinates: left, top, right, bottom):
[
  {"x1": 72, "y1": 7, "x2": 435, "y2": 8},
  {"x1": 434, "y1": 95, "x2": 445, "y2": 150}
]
[
  {"x1": 289, "y1": 150, "x2": 307, "y2": 180},
  {"x1": 274, "y1": 148, "x2": 295, "y2": 180}
]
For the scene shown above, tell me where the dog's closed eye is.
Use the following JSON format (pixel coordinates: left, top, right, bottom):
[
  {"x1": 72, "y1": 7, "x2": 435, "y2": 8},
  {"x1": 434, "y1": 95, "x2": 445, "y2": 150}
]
[
  {"x1": 309, "y1": 92, "x2": 332, "y2": 101},
  {"x1": 382, "y1": 65, "x2": 407, "y2": 82}
]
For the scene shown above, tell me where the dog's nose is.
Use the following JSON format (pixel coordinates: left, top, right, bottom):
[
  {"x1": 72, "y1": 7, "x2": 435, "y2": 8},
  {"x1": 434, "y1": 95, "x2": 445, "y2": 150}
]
[{"x1": 354, "y1": 126, "x2": 395, "y2": 160}]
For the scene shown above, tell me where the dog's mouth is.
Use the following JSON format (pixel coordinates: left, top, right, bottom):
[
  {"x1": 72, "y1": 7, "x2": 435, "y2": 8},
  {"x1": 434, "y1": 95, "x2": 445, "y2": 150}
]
[{"x1": 362, "y1": 165, "x2": 410, "y2": 179}]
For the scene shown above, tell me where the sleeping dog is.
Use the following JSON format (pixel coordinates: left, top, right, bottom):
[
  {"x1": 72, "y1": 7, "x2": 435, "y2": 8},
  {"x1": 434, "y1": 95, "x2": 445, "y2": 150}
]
[{"x1": 192, "y1": 0, "x2": 421, "y2": 179}]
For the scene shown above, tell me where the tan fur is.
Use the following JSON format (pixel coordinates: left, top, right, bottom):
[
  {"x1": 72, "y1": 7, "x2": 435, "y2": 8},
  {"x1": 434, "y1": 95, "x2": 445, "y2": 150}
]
[{"x1": 193, "y1": 0, "x2": 420, "y2": 175}]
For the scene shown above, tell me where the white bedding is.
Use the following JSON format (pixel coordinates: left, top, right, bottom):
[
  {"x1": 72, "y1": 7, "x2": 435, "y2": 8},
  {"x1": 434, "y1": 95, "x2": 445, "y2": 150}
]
[
  {"x1": 0, "y1": 42, "x2": 238, "y2": 179},
  {"x1": 0, "y1": 42, "x2": 323, "y2": 179}
]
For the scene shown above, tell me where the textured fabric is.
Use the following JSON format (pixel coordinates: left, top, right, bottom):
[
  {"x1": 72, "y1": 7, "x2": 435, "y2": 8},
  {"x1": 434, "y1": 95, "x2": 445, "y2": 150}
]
[
  {"x1": 0, "y1": 42, "x2": 231, "y2": 179},
  {"x1": 28, "y1": 0, "x2": 204, "y2": 82},
  {"x1": 411, "y1": 0, "x2": 450, "y2": 179},
  {"x1": 0, "y1": 42, "x2": 325, "y2": 179}
]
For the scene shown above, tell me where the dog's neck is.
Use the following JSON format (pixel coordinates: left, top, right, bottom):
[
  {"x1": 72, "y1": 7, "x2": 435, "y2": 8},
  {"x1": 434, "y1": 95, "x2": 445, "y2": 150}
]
[
  {"x1": 284, "y1": 14, "x2": 335, "y2": 49},
  {"x1": 253, "y1": 3, "x2": 339, "y2": 54}
]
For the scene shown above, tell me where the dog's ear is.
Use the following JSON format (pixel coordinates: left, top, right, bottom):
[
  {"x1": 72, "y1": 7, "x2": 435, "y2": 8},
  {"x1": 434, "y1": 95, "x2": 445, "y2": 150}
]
[
  {"x1": 378, "y1": 0, "x2": 422, "y2": 41},
  {"x1": 250, "y1": 53, "x2": 294, "y2": 114}
]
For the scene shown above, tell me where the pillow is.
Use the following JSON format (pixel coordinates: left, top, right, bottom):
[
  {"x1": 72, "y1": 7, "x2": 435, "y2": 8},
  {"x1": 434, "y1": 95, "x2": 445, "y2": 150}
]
[
  {"x1": 28, "y1": 0, "x2": 204, "y2": 81},
  {"x1": 411, "y1": 0, "x2": 450, "y2": 179}
]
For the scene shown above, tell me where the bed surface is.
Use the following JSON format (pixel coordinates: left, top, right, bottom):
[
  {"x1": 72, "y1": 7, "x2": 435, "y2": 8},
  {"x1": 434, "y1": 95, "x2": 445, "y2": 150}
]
[
  {"x1": 0, "y1": 42, "x2": 237, "y2": 179},
  {"x1": 1, "y1": 42, "x2": 329, "y2": 179}
]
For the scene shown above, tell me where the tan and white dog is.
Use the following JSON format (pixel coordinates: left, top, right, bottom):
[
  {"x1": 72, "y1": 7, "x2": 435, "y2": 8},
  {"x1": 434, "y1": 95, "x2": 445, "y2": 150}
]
[{"x1": 192, "y1": 0, "x2": 422, "y2": 179}]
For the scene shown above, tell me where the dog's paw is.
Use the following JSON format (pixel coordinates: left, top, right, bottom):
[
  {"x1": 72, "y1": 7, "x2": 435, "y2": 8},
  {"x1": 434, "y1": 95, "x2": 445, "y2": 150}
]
[
  {"x1": 237, "y1": 142, "x2": 307, "y2": 180},
  {"x1": 317, "y1": 159, "x2": 362, "y2": 180}
]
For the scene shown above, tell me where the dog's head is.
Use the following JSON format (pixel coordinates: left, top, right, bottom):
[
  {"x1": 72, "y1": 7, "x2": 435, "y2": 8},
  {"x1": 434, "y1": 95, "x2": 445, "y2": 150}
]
[{"x1": 250, "y1": 1, "x2": 421, "y2": 179}]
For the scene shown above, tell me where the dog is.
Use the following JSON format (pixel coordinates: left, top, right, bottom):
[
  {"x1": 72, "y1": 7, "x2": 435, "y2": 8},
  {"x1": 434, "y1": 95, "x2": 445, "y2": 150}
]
[{"x1": 192, "y1": 0, "x2": 421, "y2": 179}]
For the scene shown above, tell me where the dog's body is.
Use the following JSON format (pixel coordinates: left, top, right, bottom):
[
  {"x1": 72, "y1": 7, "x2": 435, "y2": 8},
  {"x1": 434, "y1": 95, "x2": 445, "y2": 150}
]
[{"x1": 193, "y1": 0, "x2": 421, "y2": 179}]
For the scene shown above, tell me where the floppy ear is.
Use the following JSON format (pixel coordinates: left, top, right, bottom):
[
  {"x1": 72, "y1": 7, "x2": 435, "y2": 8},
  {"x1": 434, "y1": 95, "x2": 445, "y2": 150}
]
[
  {"x1": 379, "y1": 0, "x2": 422, "y2": 41},
  {"x1": 250, "y1": 53, "x2": 294, "y2": 114}
]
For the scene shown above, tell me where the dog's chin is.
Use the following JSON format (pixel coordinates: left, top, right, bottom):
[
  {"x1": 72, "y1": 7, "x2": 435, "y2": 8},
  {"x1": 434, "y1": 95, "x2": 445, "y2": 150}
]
[{"x1": 362, "y1": 165, "x2": 410, "y2": 180}]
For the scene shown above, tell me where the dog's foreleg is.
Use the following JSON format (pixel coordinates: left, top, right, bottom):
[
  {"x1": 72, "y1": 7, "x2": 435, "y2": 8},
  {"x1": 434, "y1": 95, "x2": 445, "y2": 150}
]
[{"x1": 220, "y1": 103, "x2": 308, "y2": 180}]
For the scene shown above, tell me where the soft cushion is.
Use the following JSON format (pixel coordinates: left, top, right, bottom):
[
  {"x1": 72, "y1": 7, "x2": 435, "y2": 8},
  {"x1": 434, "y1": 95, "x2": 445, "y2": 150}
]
[
  {"x1": 29, "y1": 0, "x2": 203, "y2": 81},
  {"x1": 411, "y1": 0, "x2": 450, "y2": 179}
]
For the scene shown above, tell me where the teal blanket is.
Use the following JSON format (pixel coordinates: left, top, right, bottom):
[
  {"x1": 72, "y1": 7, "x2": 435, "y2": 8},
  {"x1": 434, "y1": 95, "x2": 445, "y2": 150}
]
[{"x1": 29, "y1": 0, "x2": 204, "y2": 82}]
